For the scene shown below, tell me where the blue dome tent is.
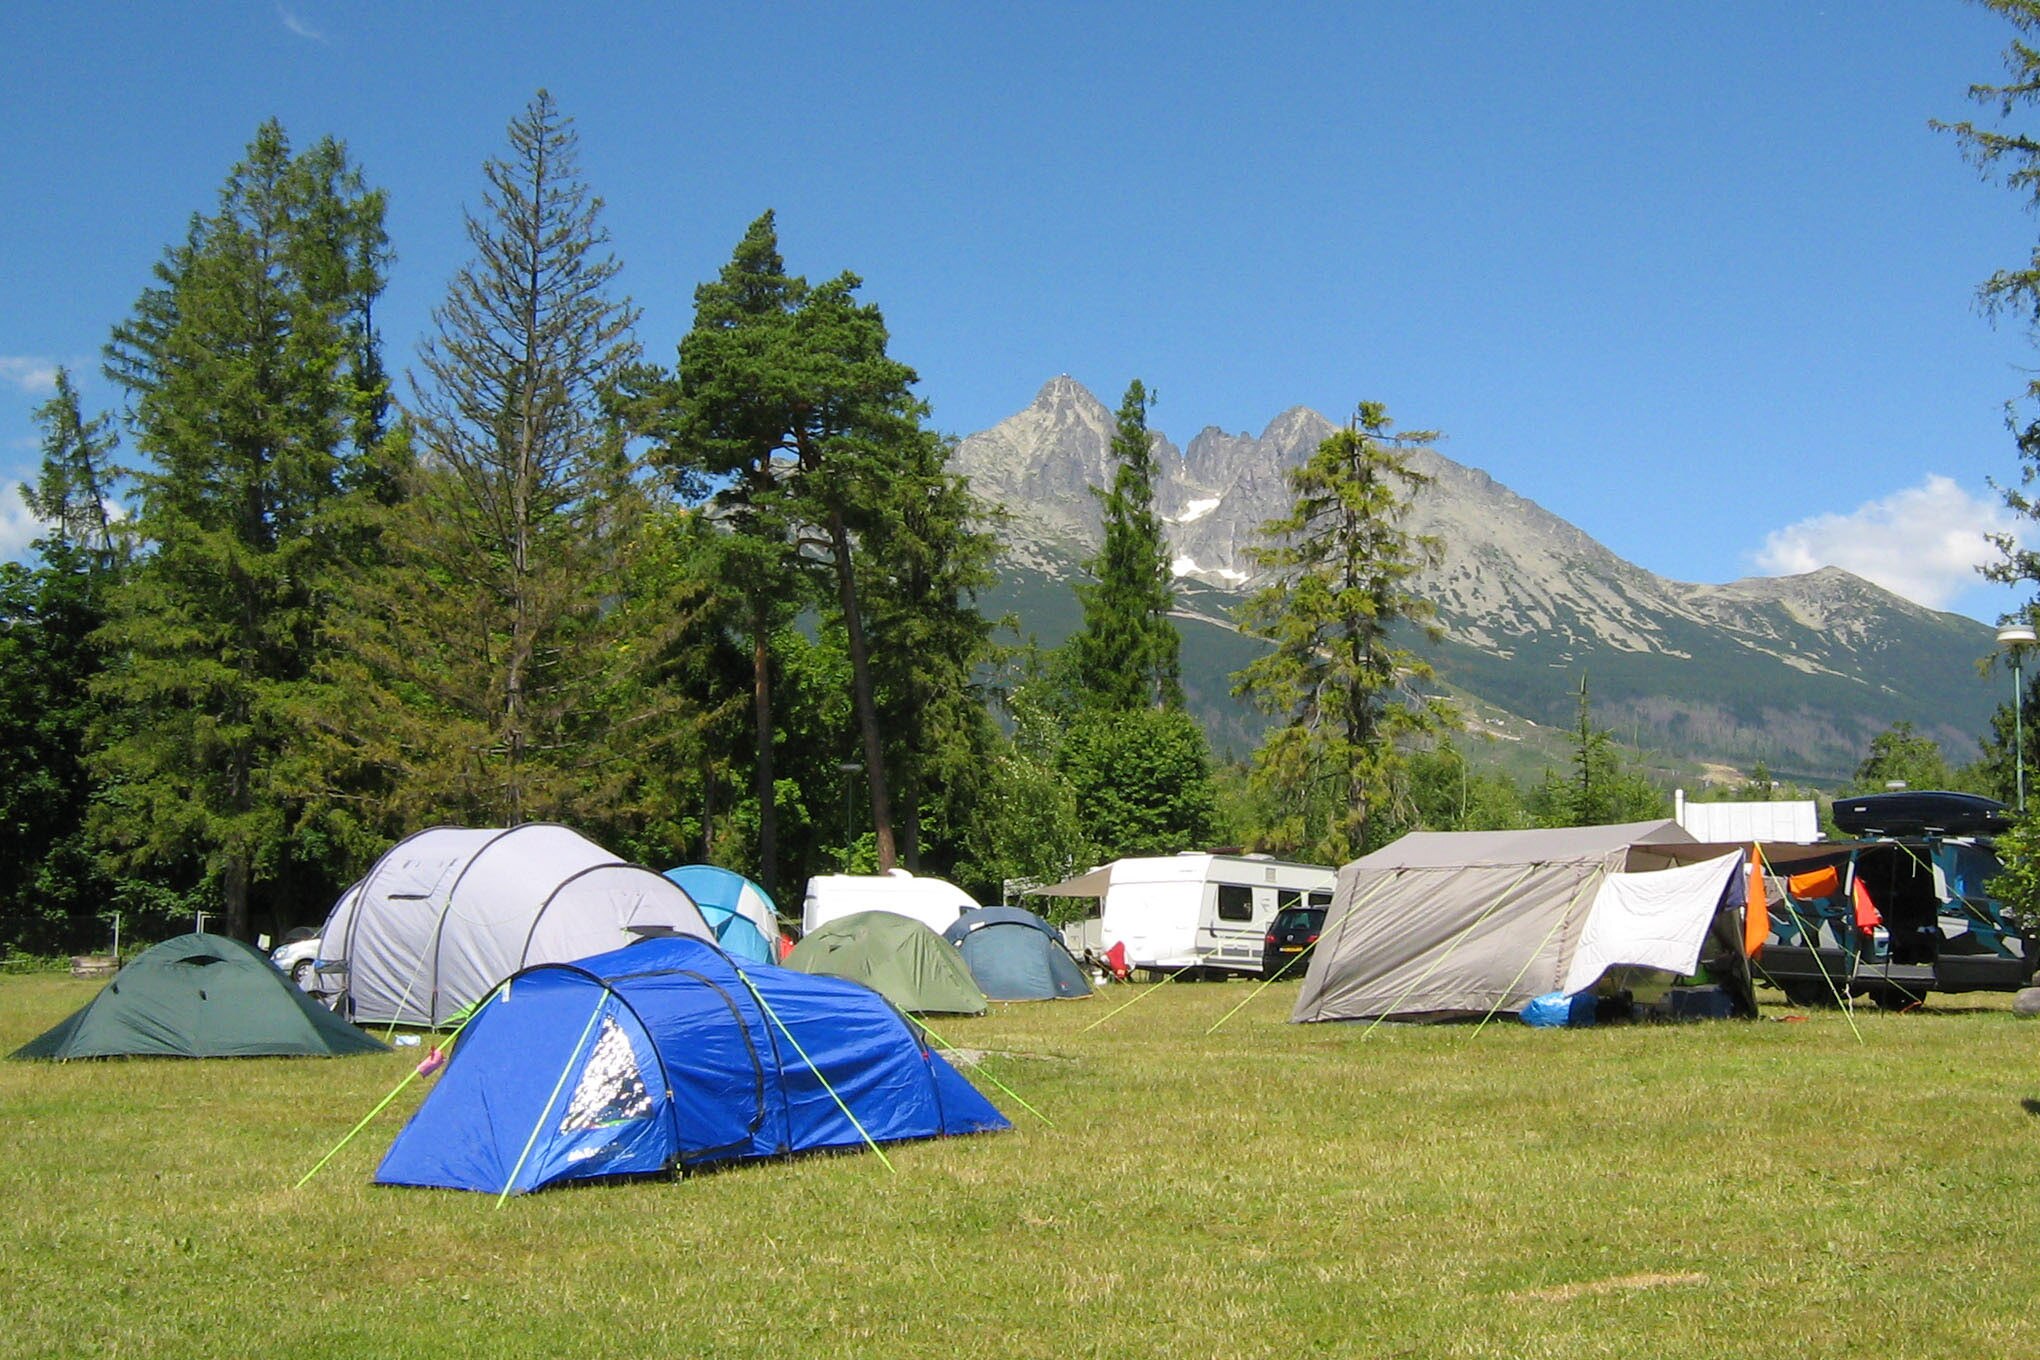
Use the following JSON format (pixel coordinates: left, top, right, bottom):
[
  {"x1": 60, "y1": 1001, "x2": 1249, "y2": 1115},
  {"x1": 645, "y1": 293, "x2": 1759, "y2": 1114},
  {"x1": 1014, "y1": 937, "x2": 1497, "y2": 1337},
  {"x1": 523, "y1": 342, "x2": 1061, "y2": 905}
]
[
  {"x1": 662, "y1": 865, "x2": 781, "y2": 964},
  {"x1": 944, "y1": 906, "x2": 1093, "y2": 1001},
  {"x1": 375, "y1": 936, "x2": 1008, "y2": 1195}
]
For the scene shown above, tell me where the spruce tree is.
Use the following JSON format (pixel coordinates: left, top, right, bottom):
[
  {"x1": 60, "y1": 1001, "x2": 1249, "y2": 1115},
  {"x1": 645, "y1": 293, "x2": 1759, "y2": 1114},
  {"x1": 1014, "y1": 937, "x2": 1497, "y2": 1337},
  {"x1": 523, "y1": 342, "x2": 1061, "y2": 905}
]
[
  {"x1": 1232, "y1": 402, "x2": 1447, "y2": 861},
  {"x1": 95, "y1": 122, "x2": 388, "y2": 940},
  {"x1": 310, "y1": 91, "x2": 655, "y2": 833},
  {"x1": 1070, "y1": 380, "x2": 1182, "y2": 711}
]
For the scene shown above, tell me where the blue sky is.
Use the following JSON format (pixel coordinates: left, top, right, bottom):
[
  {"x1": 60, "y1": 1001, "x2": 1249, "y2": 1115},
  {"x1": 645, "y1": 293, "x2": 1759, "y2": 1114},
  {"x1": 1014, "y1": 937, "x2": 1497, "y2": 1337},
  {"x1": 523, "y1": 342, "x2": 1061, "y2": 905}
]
[{"x1": 3, "y1": 2, "x2": 2038, "y2": 621}]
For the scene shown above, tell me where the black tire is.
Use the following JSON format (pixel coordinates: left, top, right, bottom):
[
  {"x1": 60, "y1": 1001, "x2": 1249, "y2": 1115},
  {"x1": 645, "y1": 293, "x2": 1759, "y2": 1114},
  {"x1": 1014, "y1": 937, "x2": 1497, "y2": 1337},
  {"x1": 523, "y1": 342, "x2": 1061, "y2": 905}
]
[{"x1": 1779, "y1": 981, "x2": 1839, "y2": 1008}]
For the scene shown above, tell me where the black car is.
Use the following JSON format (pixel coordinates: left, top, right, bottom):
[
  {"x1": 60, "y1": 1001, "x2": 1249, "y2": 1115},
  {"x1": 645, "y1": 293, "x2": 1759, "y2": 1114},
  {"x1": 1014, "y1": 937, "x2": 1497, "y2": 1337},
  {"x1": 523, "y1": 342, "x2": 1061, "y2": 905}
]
[{"x1": 1263, "y1": 900, "x2": 1329, "y2": 980}]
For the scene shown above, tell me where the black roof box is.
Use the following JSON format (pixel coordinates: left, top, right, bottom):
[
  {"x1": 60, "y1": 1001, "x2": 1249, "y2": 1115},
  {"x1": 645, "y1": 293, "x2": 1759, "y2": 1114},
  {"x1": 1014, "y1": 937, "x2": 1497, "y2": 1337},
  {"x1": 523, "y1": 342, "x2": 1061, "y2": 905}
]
[{"x1": 1830, "y1": 790, "x2": 2012, "y2": 838}]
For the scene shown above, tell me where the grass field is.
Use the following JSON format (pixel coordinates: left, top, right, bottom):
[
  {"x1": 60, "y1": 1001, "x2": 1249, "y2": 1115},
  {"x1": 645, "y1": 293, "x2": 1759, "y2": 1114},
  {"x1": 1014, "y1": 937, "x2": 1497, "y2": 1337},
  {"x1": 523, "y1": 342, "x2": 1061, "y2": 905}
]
[{"x1": 4, "y1": 971, "x2": 2037, "y2": 1359}]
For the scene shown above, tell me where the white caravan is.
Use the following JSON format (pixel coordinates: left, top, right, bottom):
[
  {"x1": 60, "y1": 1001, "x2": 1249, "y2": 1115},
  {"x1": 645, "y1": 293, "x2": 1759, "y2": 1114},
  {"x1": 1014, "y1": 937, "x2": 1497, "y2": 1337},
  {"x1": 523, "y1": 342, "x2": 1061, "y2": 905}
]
[
  {"x1": 801, "y1": 869, "x2": 979, "y2": 936},
  {"x1": 1037, "y1": 853, "x2": 1336, "y2": 977}
]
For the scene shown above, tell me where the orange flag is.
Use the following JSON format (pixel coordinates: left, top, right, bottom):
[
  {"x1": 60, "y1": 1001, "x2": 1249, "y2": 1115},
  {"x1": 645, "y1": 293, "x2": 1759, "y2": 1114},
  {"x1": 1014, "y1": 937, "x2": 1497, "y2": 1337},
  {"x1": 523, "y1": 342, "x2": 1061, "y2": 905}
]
[
  {"x1": 1853, "y1": 878, "x2": 1882, "y2": 931},
  {"x1": 1743, "y1": 846, "x2": 1769, "y2": 958}
]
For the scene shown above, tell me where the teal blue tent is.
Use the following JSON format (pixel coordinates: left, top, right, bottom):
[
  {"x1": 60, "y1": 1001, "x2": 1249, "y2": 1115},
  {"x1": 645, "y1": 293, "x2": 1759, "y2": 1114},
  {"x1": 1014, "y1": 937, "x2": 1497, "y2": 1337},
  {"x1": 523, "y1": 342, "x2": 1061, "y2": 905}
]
[{"x1": 663, "y1": 866, "x2": 780, "y2": 964}]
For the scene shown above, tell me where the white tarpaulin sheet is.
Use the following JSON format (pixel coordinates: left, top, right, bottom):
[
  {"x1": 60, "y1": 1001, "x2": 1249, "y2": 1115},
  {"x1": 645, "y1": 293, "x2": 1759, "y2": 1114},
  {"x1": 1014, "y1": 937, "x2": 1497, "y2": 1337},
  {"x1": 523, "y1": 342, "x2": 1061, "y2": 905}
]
[{"x1": 1562, "y1": 850, "x2": 1742, "y2": 994}]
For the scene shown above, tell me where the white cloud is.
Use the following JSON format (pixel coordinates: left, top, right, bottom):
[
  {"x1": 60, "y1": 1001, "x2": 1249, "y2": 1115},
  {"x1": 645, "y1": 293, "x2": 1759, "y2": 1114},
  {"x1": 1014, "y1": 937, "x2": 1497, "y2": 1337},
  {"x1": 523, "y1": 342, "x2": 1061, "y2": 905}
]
[
  {"x1": 0, "y1": 357, "x2": 58, "y2": 394},
  {"x1": 1753, "y1": 474, "x2": 2020, "y2": 610},
  {"x1": 278, "y1": 5, "x2": 326, "y2": 41},
  {"x1": 0, "y1": 483, "x2": 47, "y2": 562}
]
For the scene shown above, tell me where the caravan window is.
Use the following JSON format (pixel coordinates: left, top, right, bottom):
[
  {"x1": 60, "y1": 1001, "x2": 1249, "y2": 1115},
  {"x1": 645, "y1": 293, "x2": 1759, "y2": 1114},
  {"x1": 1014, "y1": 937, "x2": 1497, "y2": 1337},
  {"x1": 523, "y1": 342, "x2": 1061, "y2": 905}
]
[
  {"x1": 1216, "y1": 885, "x2": 1254, "y2": 922},
  {"x1": 1309, "y1": 891, "x2": 1332, "y2": 909}
]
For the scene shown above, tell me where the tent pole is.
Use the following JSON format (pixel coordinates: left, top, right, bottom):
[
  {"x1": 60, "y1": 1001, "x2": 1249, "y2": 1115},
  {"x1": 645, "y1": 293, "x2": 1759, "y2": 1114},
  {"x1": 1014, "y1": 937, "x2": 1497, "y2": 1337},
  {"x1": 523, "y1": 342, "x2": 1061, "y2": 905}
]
[
  {"x1": 496, "y1": 992, "x2": 610, "y2": 1206},
  {"x1": 1468, "y1": 867, "x2": 1605, "y2": 1037},
  {"x1": 1204, "y1": 876, "x2": 1400, "y2": 1036},
  {"x1": 732, "y1": 967, "x2": 895, "y2": 1173},
  {"x1": 905, "y1": 1014, "x2": 1053, "y2": 1128},
  {"x1": 1360, "y1": 862, "x2": 1543, "y2": 1039}
]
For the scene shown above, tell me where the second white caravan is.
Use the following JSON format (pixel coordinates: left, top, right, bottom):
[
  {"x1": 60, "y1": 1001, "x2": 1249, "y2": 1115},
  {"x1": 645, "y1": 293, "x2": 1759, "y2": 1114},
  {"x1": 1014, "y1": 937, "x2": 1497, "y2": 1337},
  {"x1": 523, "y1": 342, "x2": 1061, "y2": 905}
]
[{"x1": 1038, "y1": 853, "x2": 1336, "y2": 977}]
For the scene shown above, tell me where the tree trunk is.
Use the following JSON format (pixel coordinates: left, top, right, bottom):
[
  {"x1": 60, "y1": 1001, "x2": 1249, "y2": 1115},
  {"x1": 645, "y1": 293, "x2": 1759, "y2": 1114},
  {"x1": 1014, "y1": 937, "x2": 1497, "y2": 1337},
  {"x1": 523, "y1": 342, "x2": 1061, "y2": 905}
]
[
  {"x1": 224, "y1": 852, "x2": 250, "y2": 942},
  {"x1": 750, "y1": 594, "x2": 778, "y2": 898},
  {"x1": 826, "y1": 503, "x2": 897, "y2": 871}
]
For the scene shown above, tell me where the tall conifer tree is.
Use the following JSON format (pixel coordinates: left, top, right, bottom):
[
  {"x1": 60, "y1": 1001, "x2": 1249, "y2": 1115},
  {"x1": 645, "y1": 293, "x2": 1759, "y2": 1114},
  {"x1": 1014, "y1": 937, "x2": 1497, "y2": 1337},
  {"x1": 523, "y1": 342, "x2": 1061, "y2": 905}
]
[
  {"x1": 1071, "y1": 380, "x2": 1181, "y2": 711},
  {"x1": 310, "y1": 91, "x2": 655, "y2": 833},
  {"x1": 665, "y1": 212, "x2": 935, "y2": 876},
  {"x1": 95, "y1": 122, "x2": 388, "y2": 940},
  {"x1": 1232, "y1": 402, "x2": 1446, "y2": 860}
]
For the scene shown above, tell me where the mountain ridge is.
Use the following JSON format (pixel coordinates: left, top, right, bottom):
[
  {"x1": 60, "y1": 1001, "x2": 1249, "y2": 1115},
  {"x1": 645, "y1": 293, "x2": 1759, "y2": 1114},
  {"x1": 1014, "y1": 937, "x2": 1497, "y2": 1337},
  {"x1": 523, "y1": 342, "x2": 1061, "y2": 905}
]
[{"x1": 954, "y1": 378, "x2": 1995, "y2": 782}]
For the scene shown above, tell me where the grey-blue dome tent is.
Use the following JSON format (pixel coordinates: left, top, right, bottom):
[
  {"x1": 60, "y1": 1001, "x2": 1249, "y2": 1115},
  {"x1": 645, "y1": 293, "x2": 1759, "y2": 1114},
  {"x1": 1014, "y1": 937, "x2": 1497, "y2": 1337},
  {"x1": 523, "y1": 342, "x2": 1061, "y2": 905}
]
[
  {"x1": 944, "y1": 907, "x2": 1093, "y2": 1001},
  {"x1": 374, "y1": 935, "x2": 1008, "y2": 1195},
  {"x1": 662, "y1": 865, "x2": 781, "y2": 965}
]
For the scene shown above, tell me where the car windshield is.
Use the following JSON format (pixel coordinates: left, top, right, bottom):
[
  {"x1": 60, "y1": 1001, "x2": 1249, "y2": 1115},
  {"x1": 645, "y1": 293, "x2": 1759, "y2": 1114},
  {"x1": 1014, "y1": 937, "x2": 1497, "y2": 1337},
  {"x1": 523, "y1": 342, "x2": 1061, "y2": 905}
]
[{"x1": 1274, "y1": 907, "x2": 1324, "y2": 933}]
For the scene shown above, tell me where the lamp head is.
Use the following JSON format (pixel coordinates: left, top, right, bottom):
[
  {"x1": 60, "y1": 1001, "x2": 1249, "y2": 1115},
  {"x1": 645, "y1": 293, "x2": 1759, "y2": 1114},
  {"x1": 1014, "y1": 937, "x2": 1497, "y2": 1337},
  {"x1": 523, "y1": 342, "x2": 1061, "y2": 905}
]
[{"x1": 1998, "y1": 624, "x2": 2037, "y2": 649}]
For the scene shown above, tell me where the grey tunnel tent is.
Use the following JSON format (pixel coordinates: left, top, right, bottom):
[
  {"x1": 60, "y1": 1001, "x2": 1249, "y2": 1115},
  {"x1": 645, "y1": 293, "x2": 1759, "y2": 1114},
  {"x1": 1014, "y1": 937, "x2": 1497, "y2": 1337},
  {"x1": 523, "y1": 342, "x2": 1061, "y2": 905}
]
[
  {"x1": 319, "y1": 824, "x2": 715, "y2": 1027},
  {"x1": 1291, "y1": 820, "x2": 1759, "y2": 1024},
  {"x1": 12, "y1": 932, "x2": 388, "y2": 1060}
]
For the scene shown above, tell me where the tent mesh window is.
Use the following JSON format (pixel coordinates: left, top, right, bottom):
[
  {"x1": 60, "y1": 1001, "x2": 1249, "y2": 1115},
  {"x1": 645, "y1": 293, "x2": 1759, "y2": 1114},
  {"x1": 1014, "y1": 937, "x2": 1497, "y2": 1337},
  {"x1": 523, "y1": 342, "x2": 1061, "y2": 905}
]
[{"x1": 559, "y1": 1015, "x2": 653, "y2": 1133}]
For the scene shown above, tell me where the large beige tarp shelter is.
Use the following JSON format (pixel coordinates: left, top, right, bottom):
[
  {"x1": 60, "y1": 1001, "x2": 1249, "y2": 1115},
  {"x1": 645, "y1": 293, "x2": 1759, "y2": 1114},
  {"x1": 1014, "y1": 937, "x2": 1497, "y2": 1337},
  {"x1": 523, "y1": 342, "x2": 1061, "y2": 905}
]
[
  {"x1": 320, "y1": 824, "x2": 714, "y2": 1027},
  {"x1": 1292, "y1": 820, "x2": 1755, "y2": 1024}
]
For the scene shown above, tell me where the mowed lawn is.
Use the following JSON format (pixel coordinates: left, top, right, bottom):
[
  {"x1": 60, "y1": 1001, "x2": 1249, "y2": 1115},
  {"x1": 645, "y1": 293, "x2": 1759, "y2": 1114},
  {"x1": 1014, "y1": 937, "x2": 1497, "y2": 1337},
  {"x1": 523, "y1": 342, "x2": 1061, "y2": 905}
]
[{"x1": 3, "y1": 971, "x2": 2037, "y2": 1360}]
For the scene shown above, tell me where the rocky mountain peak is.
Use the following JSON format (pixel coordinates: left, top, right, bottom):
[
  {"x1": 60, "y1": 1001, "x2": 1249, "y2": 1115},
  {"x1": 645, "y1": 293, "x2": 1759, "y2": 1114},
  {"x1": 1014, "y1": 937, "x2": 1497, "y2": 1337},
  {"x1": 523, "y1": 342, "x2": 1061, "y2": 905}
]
[{"x1": 951, "y1": 376, "x2": 1994, "y2": 778}]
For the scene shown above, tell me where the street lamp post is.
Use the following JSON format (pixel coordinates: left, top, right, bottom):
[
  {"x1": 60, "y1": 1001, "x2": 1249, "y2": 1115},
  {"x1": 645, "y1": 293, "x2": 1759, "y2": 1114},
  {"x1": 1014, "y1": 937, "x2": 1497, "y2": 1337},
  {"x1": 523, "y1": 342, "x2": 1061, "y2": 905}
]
[{"x1": 1997, "y1": 624, "x2": 2036, "y2": 813}]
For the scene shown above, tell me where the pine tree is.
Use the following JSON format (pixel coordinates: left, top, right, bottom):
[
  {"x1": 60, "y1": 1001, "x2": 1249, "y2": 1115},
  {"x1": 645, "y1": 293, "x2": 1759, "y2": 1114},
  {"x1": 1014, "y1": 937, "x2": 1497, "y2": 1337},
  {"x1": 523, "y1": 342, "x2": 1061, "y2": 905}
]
[
  {"x1": 1231, "y1": 402, "x2": 1447, "y2": 861},
  {"x1": 95, "y1": 121, "x2": 388, "y2": 941},
  {"x1": 662, "y1": 212, "x2": 810, "y2": 894},
  {"x1": 858, "y1": 428, "x2": 1000, "y2": 870},
  {"x1": 662, "y1": 211, "x2": 936, "y2": 876},
  {"x1": 310, "y1": 91, "x2": 655, "y2": 833},
  {"x1": 1070, "y1": 380, "x2": 1181, "y2": 711}
]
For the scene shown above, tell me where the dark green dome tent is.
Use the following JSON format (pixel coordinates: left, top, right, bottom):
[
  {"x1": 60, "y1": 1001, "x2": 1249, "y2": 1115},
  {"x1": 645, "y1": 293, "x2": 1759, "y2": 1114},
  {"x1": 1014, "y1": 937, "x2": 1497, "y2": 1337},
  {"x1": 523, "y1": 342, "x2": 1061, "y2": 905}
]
[
  {"x1": 785, "y1": 911, "x2": 988, "y2": 1015},
  {"x1": 12, "y1": 933, "x2": 388, "y2": 1060},
  {"x1": 944, "y1": 907, "x2": 1092, "y2": 1001}
]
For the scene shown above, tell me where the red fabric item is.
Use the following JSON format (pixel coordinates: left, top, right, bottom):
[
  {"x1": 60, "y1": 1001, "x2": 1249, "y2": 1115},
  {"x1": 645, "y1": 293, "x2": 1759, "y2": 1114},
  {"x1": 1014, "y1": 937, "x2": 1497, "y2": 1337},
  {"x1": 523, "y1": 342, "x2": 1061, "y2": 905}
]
[
  {"x1": 1852, "y1": 878, "x2": 1882, "y2": 931},
  {"x1": 777, "y1": 934, "x2": 795, "y2": 962},
  {"x1": 1103, "y1": 940, "x2": 1130, "y2": 981}
]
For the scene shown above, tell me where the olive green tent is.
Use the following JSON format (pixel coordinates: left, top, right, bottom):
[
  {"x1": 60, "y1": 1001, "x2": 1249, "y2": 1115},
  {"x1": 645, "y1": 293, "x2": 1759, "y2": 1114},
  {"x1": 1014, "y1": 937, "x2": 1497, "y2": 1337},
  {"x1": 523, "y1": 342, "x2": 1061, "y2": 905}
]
[
  {"x1": 12, "y1": 932, "x2": 388, "y2": 1060},
  {"x1": 785, "y1": 911, "x2": 988, "y2": 1015}
]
